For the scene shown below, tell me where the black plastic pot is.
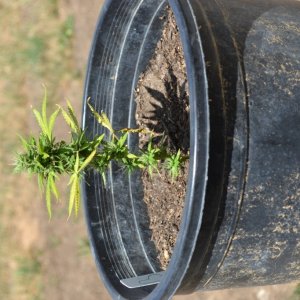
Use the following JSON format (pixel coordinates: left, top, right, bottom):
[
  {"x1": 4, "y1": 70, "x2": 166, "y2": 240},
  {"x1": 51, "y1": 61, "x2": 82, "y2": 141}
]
[{"x1": 82, "y1": 0, "x2": 300, "y2": 299}]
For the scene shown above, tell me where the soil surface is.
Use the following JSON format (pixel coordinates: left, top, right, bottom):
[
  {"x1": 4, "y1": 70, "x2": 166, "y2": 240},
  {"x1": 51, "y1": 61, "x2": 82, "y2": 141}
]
[{"x1": 135, "y1": 8, "x2": 189, "y2": 269}]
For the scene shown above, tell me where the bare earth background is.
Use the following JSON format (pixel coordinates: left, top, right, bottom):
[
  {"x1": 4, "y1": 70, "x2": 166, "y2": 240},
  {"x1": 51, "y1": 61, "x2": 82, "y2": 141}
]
[{"x1": 0, "y1": 1, "x2": 298, "y2": 300}]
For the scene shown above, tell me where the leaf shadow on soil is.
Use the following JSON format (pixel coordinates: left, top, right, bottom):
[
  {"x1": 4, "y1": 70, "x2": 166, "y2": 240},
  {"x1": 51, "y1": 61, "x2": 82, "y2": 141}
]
[
  {"x1": 143, "y1": 66, "x2": 190, "y2": 153},
  {"x1": 134, "y1": 65, "x2": 190, "y2": 270}
]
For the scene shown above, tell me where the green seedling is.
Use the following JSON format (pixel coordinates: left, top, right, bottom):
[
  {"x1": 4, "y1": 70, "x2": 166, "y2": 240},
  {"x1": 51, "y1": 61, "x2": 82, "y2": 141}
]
[
  {"x1": 165, "y1": 149, "x2": 186, "y2": 180},
  {"x1": 15, "y1": 92, "x2": 188, "y2": 218}
]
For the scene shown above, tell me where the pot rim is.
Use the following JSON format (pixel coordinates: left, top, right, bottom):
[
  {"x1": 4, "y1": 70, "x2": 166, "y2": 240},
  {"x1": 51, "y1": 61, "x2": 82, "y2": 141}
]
[
  {"x1": 82, "y1": 0, "x2": 210, "y2": 299},
  {"x1": 147, "y1": 0, "x2": 210, "y2": 298}
]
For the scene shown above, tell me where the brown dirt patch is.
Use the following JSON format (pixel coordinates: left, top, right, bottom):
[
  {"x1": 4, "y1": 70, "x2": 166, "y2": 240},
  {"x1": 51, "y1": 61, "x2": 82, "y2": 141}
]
[{"x1": 135, "y1": 7, "x2": 189, "y2": 270}]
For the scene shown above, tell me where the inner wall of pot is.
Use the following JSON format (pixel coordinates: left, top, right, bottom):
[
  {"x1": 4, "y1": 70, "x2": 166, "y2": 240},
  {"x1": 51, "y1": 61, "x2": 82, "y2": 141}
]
[
  {"x1": 84, "y1": 0, "x2": 172, "y2": 298},
  {"x1": 109, "y1": 1, "x2": 168, "y2": 275}
]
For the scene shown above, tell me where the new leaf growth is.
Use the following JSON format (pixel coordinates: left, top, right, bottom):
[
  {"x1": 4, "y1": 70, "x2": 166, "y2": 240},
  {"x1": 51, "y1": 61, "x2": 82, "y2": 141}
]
[{"x1": 15, "y1": 93, "x2": 188, "y2": 218}]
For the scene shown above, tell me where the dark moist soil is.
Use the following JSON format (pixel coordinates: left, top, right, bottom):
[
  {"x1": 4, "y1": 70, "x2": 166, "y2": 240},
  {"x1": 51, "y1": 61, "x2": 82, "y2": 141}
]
[{"x1": 135, "y1": 8, "x2": 190, "y2": 270}]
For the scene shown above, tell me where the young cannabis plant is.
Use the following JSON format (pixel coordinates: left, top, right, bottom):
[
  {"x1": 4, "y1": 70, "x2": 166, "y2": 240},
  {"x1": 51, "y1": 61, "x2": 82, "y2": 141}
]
[{"x1": 15, "y1": 92, "x2": 188, "y2": 218}]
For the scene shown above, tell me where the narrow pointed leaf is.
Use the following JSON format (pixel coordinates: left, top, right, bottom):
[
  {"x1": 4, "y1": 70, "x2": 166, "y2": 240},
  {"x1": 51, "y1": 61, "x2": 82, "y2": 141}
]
[
  {"x1": 48, "y1": 107, "x2": 60, "y2": 136},
  {"x1": 68, "y1": 178, "x2": 76, "y2": 217},
  {"x1": 49, "y1": 174, "x2": 59, "y2": 201},
  {"x1": 118, "y1": 127, "x2": 151, "y2": 134},
  {"x1": 87, "y1": 102, "x2": 114, "y2": 134},
  {"x1": 74, "y1": 180, "x2": 80, "y2": 217},
  {"x1": 42, "y1": 88, "x2": 51, "y2": 139},
  {"x1": 66, "y1": 100, "x2": 80, "y2": 133},
  {"x1": 78, "y1": 149, "x2": 96, "y2": 173},
  {"x1": 100, "y1": 111, "x2": 114, "y2": 134},
  {"x1": 74, "y1": 152, "x2": 80, "y2": 173},
  {"x1": 69, "y1": 175, "x2": 79, "y2": 217},
  {"x1": 101, "y1": 172, "x2": 107, "y2": 186},
  {"x1": 127, "y1": 153, "x2": 138, "y2": 159},
  {"x1": 33, "y1": 109, "x2": 48, "y2": 136},
  {"x1": 95, "y1": 133, "x2": 105, "y2": 146},
  {"x1": 68, "y1": 173, "x2": 75, "y2": 185},
  {"x1": 60, "y1": 107, "x2": 79, "y2": 133},
  {"x1": 18, "y1": 135, "x2": 30, "y2": 151},
  {"x1": 118, "y1": 133, "x2": 128, "y2": 147},
  {"x1": 46, "y1": 176, "x2": 52, "y2": 219}
]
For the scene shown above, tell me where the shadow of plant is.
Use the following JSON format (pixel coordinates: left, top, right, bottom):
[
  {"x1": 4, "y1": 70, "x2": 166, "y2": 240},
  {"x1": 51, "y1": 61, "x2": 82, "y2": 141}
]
[{"x1": 143, "y1": 67, "x2": 189, "y2": 153}]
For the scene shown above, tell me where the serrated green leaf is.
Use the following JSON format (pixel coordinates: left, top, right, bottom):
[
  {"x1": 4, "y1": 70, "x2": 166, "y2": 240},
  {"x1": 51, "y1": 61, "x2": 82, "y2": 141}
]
[
  {"x1": 127, "y1": 153, "x2": 138, "y2": 159},
  {"x1": 118, "y1": 127, "x2": 152, "y2": 134},
  {"x1": 37, "y1": 137, "x2": 44, "y2": 154},
  {"x1": 101, "y1": 171, "x2": 107, "y2": 186},
  {"x1": 18, "y1": 135, "x2": 30, "y2": 151},
  {"x1": 48, "y1": 107, "x2": 60, "y2": 136},
  {"x1": 68, "y1": 175, "x2": 76, "y2": 217},
  {"x1": 147, "y1": 139, "x2": 153, "y2": 152},
  {"x1": 68, "y1": 174, "x2": 80, "y2": 217},
  {"x1": 66, "y1": 100, "x2": 80, "y2": 133},
  {"x1": 42, "y1": 152, "x2": 49, "y2": 159},
  {"x1": 46, "y1": 176, "x2": 52, "y2": 219},
  {"x1": 118, "y1": 133, "x2": 128, "y2": 147},
  {"x1": 100, "y1": 111, "x2": 114, "y2": 134},
  {"x1": 49, "y1": 173, "x2": 59, "y2": 201},
  {"x1": 33, "y1": 109, "x2": 48, "y2": 136},
  {"x1": 95, "y1": 133, "x2": 105, "y2": 146},
  {"x1": 74, "y1": 181, "x2": 80, "y2": 217},
  {"x1": 74, "y1": 152, "x2": 80, "y2": 173},
  {"x1": 78, "y1": 149, "x2": 96, "y2": 173},
  {"x1": 68, "y1": 172, "x2": 74, "y2": 185},
  {"x1": 60, "y1": 107, "x2": 79, "y2": 134},
  {"x1": 87, "y1": 101, "x2": 114, "y2": 134},
  {"x1": 176, "y1": 149, "x2": 181, "y2": 159}
]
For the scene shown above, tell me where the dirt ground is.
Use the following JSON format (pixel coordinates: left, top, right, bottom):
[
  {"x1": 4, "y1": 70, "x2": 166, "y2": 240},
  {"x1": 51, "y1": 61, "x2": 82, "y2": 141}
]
[{"x1": 0, "y1": 1, "x2": 298, "y2": 300}]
